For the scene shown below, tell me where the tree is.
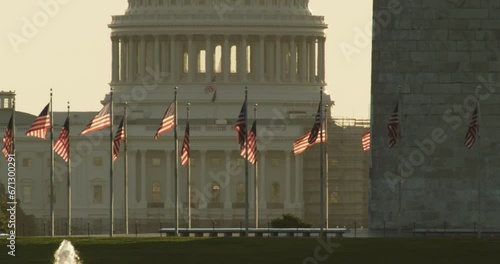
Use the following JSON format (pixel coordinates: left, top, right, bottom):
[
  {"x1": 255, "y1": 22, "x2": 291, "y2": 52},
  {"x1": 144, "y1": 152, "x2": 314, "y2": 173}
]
[
  {"x1": 0, "y1": 182, "x2": 9, "y2": 231},
  {"x1": 270, "y1": 213, "x2": 312, "y2": 228},
  {"x1": 0, "y1": 183, "x2": 36, "y2": 235}
]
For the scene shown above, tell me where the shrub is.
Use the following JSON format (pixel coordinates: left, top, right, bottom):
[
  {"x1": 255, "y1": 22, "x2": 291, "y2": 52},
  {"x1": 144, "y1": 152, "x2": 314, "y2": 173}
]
[{"x1": 270, "y1": 213, "x2": 312, "y2": 228}]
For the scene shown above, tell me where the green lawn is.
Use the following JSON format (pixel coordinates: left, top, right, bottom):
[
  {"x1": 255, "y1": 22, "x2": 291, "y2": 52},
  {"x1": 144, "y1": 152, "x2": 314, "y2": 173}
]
[{"x1": 1, "y1": 236, "x2": 499, "y2": 264}]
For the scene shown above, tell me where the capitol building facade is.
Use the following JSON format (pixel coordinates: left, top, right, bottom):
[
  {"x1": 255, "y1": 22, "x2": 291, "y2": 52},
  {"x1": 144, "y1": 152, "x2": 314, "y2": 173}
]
[{"x1": 1, "y1": 0, "x2": 369, "y2": 233}]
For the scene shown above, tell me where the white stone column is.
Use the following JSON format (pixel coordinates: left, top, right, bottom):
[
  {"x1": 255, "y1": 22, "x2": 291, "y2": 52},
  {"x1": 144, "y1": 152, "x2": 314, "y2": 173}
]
[
  {"x1": 140, "y1": 150, "x2": 147, "y2": 205},
  {"x1": 139, "y1": 36, "x2": 146, "y2": 79},
  {"x1": 223, "y1": 35, "x2": 230, "y2": 82},
  {"x1": 112, "y1": 37, "x2": 120, "y2": 83},
  {"x1": 154, "y1": 35, "x2": 160, "y2": 77},
  {"x1": 224, "y1": 150, "x2": 232, "y2": 209},
  {"x1": 128, "y1": 37, "x2": 136, "y2": 82},
  {"x1": 200, "y1": 150, "x2": 207, "y2": 197},
  {"x1": 188, "y1": 35, "x2": 195, "y2": 82},
  {"x1": 161, "y1": 39, "x2": 168, "y2": 74},
  {"x1": 129, "y1": 150, "x2": 137, "y2": 206},
  {"x1": 170, "y1": 36, "x2": 177, "y2": 82},
  {"x1": 259, "y1": 151, "x2": 266, "y2": 208},
  {"x1": 205, "y1": 35, "x2": 213, "y2": 81},
  {"x1": 318, "y1": 36, "x2": 325, "y2": 83},
  {"x1": 259, "y1": 35, "x2": 265, "y2": 82},
  {"x1": 284, "y1": 151, "x2": 292, "y2": 208},
  {"x1": 290, "y1": 36, "x2": 297, "y2": 82},
  {"x1": 300, "y1": 37, "x2": 307, "y2": 82},
  {"x1": 294, "y1": 155, "x2": 303, "y2": 207},
  {"x1": 240, "y1": 35, "x2": 248, "y2": 82},
  {"x1": 309, "y1": 37, "x2": 316, "y2": 83},
  {"x1": 120, "y1": 38, "x2": 127, "y2": 82},
  {"x1": 165, "y1": 150, "x2": 172, "y2": 208},
  {"x1": 275, "y1": 35, "x2": 282, "y2": 82}
]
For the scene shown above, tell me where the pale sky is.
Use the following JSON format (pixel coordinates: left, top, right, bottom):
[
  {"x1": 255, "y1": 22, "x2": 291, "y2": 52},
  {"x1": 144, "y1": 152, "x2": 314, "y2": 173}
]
[{"x1": 0, "y1": 1, "x2": 372, "y2": 119}]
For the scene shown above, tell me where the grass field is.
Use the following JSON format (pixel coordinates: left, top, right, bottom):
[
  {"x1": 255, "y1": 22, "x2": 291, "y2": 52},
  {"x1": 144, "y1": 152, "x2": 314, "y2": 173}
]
[{"x1": 1, "y1": 236, "x2": 500, "y2": 264}]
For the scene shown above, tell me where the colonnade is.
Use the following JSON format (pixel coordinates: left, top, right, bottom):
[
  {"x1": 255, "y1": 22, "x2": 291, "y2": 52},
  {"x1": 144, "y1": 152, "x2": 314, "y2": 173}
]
[{"x1": 111, "y1": 34, "x2": 326, "y2": 84}]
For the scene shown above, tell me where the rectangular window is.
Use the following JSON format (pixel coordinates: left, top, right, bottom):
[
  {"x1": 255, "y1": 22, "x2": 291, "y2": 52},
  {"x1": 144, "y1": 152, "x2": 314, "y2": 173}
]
[
  {"x1": 152, "y1": 158, "x2": 161, "y2": 167},
  {"x1": 23, "y1": 158, "x2": 32, "y2": 167},
  {"x1": 210, "y1": 158, "x2": 221, "y2": 167},
  {"x1": 271, "y1": 158, "x2": 282, "y2": 167},
  {"x1": 93, "y1": 185, "x2": 103, "y2": 204},
  {"x1": 94, "y1": 157, "x2": 103, "y2": 167},
  {"x1": 152, "y1": 182, "x2": 161, "y2": 203},
  {"x1": 23, "y1": 186, "x2": 32, "y2": 204}
]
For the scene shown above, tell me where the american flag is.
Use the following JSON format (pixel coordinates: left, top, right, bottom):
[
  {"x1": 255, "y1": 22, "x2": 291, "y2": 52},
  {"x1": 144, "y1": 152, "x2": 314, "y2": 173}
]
[
  {"x1": 54, "y1": 117, "x2": 70, "y2": 162},
  {"x1": 113, "y1": 117, "x2": 125, "y2": 162},
  {"x1": 388, "y1": 102, "x2": 399, "y2": 148},
  {"x1": 464, "y1": 104, "x2": 478, "y2": 149},
  {"x1": 80, "y1": 103, "x2": 111, "y2": 136},
  {"x1": 240, "y1": 120, "x2": 257, "y2": 165},
  {"x1": 362, "y1": 131, "x2": 371, "y2": 152},
  {"x1": 181, "y1": 121, "x2": 190, "y2": 166},
  {"x1": 205, "y1": 76, "x2": 217, "y2": 94},
  {"x1": 154, "y1": 101, "x2": 175, "y2": 140},
  {"x1": 293, "y1": 130, "x2": 326, "y2": 156},
  {"x1": 234, "y1": 101, "x2": 247, "y2": 148},
  {"x1": 308, "y1": 103, "x2": 322, "y2": 144},
  {"x1": 2, "y1": 114, "x2": 13, "y2": 161},
  {"x1": 26, "y1": 103, "x2": 50, "y2": 139}
]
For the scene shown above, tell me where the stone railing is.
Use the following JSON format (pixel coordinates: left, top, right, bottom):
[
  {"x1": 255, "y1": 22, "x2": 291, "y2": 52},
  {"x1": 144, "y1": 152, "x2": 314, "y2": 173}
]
[{"x1": 110, "y1": 13, "x2": 325, "y2": 26}]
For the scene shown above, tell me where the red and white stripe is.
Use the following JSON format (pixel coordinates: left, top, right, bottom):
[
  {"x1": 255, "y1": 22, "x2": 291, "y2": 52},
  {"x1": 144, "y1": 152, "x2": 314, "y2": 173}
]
[
  {"x1": 293, "y1": 130, "x2": 326, "y2": 156},
  {"x1": 80, "y1": 103, "x2": 111, "y2": 136},
  {"x1": 26, "y1": 103, "x2": 50, "y2": 139},
  {"x1": 181, "y1": 122, "x2": 190, "y2": 166},
  {"x1": 54, "y1": 117, "x2": 70, "y2": 162},
  {"x1": 154, "y1": 101, "x2": 175, "y2": 140},
  {"x1": 362, "y1": 131, "x2": 371, "y2": 152},
  {"x1": 2, "y1": 115, "x2": 13, "y2": 161},
  {"x1": 113, "y1": 117, "x2": 125, "y2": 162},
  {"x1": 240, "y1": 121, "x2": 257, "y2": 165}
]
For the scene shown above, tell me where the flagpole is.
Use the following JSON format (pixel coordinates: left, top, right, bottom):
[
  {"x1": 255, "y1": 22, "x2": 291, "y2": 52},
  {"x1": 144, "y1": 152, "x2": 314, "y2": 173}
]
[
  {"x1": 109, "y1": 88, "x2": 114, "y2": 237},
  {"x1": 124, "y1": 102, "x2": 129, "y2": 235},
  {"x1": 174, "y1": 87, "x2": 179, "y2": 236},
  {"x1": 244, "y1": 87, "x2": 249, "y2": 236},
  {"x1": 187, "y1": 103, "x2": 191, "y2": 229},
  {"x1": 319, "y1": 87, "x2": 324, "y2": 236},
  {"x1": 397, "y1": 85, "x2": 402, "y2": 235},
  {"x1": 67, "y1": 102, "x2": 72, "y2": 236},
  {"x1": 50, "y1": 89, "x2": 55, "y2": 237},
  {"x1": 12, "y1": 97, "x2": 16, "y2": 226},
  {"x1": 254, "y1": 104, "x2": 258, "y2": 228},
  {"x1": 324, "y1": 104, "x2": 328, "y2": 229},
  {"x1": 476, "y1": 85, "x2": 482, "y2": 239}
]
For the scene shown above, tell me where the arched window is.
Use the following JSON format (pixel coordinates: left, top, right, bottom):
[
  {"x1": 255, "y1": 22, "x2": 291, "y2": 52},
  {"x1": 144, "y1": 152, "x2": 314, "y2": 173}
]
[
  {"x1": 214, "y1": 45, "x2": 222, "y2": 73},
  {"x1": 247, "y1": 45, "x2": 252, "y2": 73},
  {"x1": 272, "y1": 182, "x2": 280, "y2": 203},
  {"x1": 198, "y1": 49, "x2": 206, "y2": 73},
  {"x1": 236, "y1": 182, "x2": 244, "y2": 203},
  {"x1": 211, "y1": 182, "x2": 220, "y2": 203},
  {"x1": 183, "y1": 51, "x2": 189, "y2": 73},
  {"x1": 230, "y1": 45, "x2": 237, "y2": 73},
  {"x1": 152, "y1": 181, "x2": 161, "y2": 203}
]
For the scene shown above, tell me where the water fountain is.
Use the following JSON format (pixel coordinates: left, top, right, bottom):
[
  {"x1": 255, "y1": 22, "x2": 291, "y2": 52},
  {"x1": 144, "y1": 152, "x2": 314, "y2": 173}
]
[{"x1": 54, "y1": 240, "x2": 82, "y2": 264}]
